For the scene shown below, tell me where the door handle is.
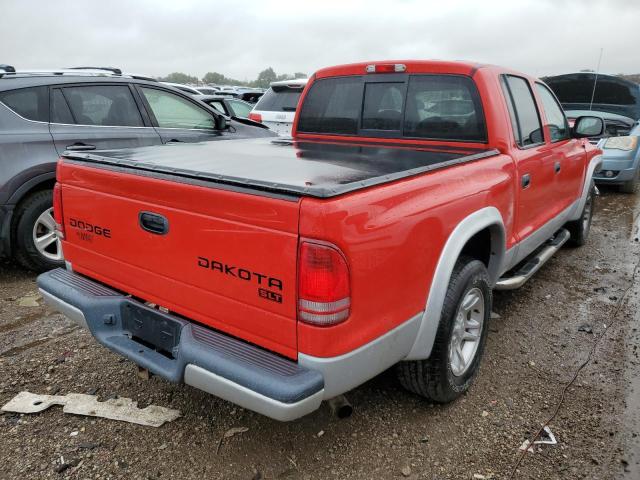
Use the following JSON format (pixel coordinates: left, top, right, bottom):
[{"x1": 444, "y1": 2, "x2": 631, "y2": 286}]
[
  {"x1": 139, "y1": 211, "x2": 169, "y2": 235},
  {"x1": 167, "y1": 139, "x2": 183, "y2": 143},
  {"x1": 65, "y1": 143, "x2": 96, "y2": 152},
  {"x1": 554, "y1": 161, "x2": 561, "y2": 174},
  {"x1": 521, "y1": 174, "x2": 531, "y2": 189}
]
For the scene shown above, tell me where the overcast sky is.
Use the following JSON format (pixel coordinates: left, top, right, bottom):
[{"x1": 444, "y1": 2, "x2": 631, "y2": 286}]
[{"x1": 3, "y1": 0, "x2": 638, "y2": 81}]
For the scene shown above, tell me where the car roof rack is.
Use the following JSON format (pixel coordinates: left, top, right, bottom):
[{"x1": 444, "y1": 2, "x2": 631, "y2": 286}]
[
  {"x1": 0, "y1": 66, "x2": 157, "y2": 82},
  {"x1": 68, "y1": 66, "x2": 123, "y2": 75}
]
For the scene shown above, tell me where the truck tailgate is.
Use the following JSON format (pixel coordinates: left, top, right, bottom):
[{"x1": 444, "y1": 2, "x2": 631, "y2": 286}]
[{"x1": 57, "y1": 161, "x2": 300, "y2": 359}]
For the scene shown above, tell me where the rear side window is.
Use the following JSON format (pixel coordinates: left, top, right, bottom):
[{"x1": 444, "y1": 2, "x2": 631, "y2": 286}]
[
  {"x1": 297, "y1": 77, "x2": 363, "y2": 134},
  {"x1": 404, "y1": 75, "x2": 486, "y2": 141},
  {"x1": 535, "y1": 83, "x2": 569, "y2": 142},
  {"x1": 502, "y1": 76, "x2": 543, "y2": 147},
  {"x1": 0, "y1": 86, "x2": 48, "y2": 122},
  {"x1": 254, "y1": 87, "x2": 302, "y2": 112},
  {"x1": 62, "y1": 85, "x2": 143, "y2": 127}
]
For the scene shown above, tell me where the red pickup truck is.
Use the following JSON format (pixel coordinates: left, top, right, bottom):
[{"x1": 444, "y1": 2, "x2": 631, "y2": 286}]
[{"x1": 38, "y1": 61, "x2": 604, "y2": 421}]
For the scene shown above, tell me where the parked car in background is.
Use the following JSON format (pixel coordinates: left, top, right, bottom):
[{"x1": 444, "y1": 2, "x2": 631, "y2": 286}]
[
  {"x1": 195, "y1": 86, "x2": 220, "y2": 95},
  {"x1": 160, "y1": 82, "x2": 203, "y2": 96},
  {"x1": 0, "y1": 66, "x2": 273, "y2": 271},
  {"x1": 238, "y1": 89, "x2": 264, "y2": 104},
  {"x1": 544, "y1": 73, "x2": 640, "y2": 193},
  {"x1": 249, "y1": 78, "x2": 307, "y2": 136},
  {"x1": 593, "y1": 121, "x2": 640, "y2": 192},
  {"x1": 40, "y1": 60, "x2": 603, "y2": 421},
  {"x1": 197, "y1": 95, "x2": 255, "y2": 119}
]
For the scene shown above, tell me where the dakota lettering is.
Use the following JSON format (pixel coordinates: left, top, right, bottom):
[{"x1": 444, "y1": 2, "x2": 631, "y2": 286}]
[{"x1": 197, "y1": 256, "x2": 283, "y2": 291}]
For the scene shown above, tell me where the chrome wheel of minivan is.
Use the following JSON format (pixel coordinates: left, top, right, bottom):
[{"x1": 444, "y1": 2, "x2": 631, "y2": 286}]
[
  {"x1": 32, "y1": 207, "x2": 62, "y2": 261},
  {"x1": 449, "y1": 287, "x2": 484, "y2": 377}
]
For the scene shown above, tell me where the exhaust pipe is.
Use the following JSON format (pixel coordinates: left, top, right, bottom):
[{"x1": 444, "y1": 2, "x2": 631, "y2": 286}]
[{"x1": 327, "y1": 395, "x2": 353, "y2": 419}]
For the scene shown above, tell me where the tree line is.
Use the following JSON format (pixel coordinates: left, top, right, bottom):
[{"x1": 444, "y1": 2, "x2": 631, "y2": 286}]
[{"x1": 159, "y1": 67, "x2": 307, "y2": 88}]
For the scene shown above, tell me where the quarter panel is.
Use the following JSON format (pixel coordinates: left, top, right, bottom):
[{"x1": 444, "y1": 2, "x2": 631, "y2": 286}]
[
  {"x1": 297, "y1": 153, "x2": 515, "y2": 358},
  {"x1": 0, "y1": 103, "x2": 58, "y2": 204}
]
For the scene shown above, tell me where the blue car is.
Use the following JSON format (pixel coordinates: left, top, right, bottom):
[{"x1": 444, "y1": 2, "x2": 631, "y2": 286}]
[
  {"x1": 594, "y1": 121, "x2": 639, "y2": 193},
  {"x1": 544, "y1": 73, "x2": 640, "y2": 193},
  {"x1": 563, "y1": 109, "x2": 639, "y2": 193}
]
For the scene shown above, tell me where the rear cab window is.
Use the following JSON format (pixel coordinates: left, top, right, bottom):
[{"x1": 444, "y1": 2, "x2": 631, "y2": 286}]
[
  {"x1": 254, "y1": 87, "x2": 302, "y2": 112},
  {"x1": 0, "y1": 86, "x2": 49, "y2": 122},
  {"x1": 296, "y1": 74, "x2": 487, "y2": 142}
]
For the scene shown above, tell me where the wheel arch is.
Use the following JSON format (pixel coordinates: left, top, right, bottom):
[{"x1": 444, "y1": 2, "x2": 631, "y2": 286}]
[
  {"x1": 7, "y1": 173, "x2": 56, "y2": 254},
  {"x1": 8, "y1": 173, "x2": 56, "y2": 206},
  {"x1": 569, "y1": 153, "x2": 602, "y2": 221},
  {"x1": 405, "y1": 206, "x2": 506, "y2": 360}
]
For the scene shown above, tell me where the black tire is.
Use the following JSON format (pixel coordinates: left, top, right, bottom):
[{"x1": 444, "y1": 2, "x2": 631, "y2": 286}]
[
  {"x1": 619, "y1": 168, "x2": 639, "y2": 194},
  {"x1": 565, "y1": 182, "x2": 595, "y2": 247},
  {"x1": 13, "y1": 190, "x2": 64, "y2": 272},
  {"x1": 396, "y1": 256, "x2": 491, "y2": 403}
]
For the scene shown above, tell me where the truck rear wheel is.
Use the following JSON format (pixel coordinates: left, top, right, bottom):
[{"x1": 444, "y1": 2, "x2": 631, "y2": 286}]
[
  {"x1": 396, "y1": 256, "x2": 491, "y2": 403},
  {"x1": 13, "y1": 190, "x2": 64, "y2": 272}
]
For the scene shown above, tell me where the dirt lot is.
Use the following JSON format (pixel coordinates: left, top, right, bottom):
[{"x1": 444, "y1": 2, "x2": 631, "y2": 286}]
[{"x1": 0, "y1": 188, "x2": 638, "y2": 480}]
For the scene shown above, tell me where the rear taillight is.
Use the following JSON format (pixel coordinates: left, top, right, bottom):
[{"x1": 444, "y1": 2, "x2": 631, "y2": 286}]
[
  {"x1": 53, "y1": 182, "x2": 65, "y2": 239},
  {"x1": 298, "y1": 241, "x2": 350, "y2": 326},
  {"x1": 248, "y1": 112, "x2": 262, "y2": 123}
]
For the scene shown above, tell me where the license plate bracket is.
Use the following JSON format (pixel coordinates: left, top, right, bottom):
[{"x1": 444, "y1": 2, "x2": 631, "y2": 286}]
[{"x1": 121, "y1": 303, "x2": 183, "y2": 355}]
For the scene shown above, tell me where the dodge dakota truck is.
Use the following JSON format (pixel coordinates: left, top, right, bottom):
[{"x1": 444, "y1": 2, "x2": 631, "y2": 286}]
[{"x1": 38, "y1": 61, "x2": 604, "y2": 421}]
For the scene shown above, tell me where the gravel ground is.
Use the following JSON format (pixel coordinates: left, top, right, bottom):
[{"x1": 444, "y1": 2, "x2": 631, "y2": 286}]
[{"x1": 0, "y1": 188, "x2": 638, "y2": 480}]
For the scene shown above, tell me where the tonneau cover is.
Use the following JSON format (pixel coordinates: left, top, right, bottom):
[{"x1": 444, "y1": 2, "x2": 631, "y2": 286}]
[{"x1": 64, "y1": 137, "x2": 498, "y2": 198}]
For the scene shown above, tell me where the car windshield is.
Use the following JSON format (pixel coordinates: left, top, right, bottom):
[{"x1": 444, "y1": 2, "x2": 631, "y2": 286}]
[{"x1": 254, "y1": 87, "x2": 302, "y2": 112}]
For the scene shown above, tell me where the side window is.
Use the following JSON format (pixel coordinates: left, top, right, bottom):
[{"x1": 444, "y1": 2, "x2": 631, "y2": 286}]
[
  {"x1": 404, "y1": 75, "x2": 487, "y2": 141},
  {"x1": 535, "y1": 83, "x2": 570, "y2": 142},
  {"x1": 297, "y1": 77, "x2": 363, "y2": 135},
  {"x1": 207, "y1": 100, "x2": 226, "y2": 114},
  {"x1": 51, "y1": 89, "x2": 74, "y2": 124},
  {"x1": 62, "y1": 85, "x2": 143, "y2": 127},
  {"x1": 0, "y1": 86, "x2": 49, "y2": 122},
  {"x1": 362, "y1": 83, "x2": 404, "y2": 130},
  {"x1": 229, "y1": 99, "x2": 252, "y2": 118},
  {"x1": 502, "y1": 76, "x2": 543, "y2": 147},
  {"x1": 141, "y1": 87, "x2": 215, "y2": 130}
]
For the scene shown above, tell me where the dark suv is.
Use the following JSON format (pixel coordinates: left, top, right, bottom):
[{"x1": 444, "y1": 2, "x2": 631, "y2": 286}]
[{"x1": 0, "y1": 66, "x2": 272, "y2": 271}]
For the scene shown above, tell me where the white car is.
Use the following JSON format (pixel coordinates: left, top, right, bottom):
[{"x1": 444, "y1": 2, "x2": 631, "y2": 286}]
[
  {"x1": 160, "y1": 82, "x2": 203, "y2": 96},
  {"x1": 248, "y1": 78, "x2": 307, "y2": 136}
]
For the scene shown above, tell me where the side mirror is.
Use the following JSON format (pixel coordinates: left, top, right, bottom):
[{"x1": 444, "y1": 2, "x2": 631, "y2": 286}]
[
  {"x1": 572, "y1": 116, "x2": 604, "y2": 138},
  {"x1": 215, "y1": 114, "x2": 230, "y2": 130}
]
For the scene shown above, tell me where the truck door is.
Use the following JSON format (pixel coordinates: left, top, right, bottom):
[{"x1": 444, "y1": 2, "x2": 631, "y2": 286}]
[
  {"x1": 501, "y1": 75, "x2": 557, "y2": 243},
  {"x1": 49, "y1": 84, "x2": 162, "y2": 155},
  {"x1": 534, "y1": 82, "x2": 586, "y2": 210}
]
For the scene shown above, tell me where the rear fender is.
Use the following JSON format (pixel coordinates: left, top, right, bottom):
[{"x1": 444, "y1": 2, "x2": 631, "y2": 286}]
[{"x1": 405, "y1": 206, "x2": 505, "y2": 360}]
